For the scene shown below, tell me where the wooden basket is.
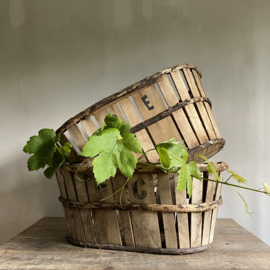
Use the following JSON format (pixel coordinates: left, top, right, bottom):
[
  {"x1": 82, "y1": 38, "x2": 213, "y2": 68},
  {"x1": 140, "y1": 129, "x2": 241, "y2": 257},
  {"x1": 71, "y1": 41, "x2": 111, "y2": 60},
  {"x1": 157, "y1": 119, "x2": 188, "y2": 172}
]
[
  {"x1": 56, "y1": 64, "x2": 225, "y2": 164},
  {"x1": 56, "y1": 162, "x2": 228, "y2": 255}
]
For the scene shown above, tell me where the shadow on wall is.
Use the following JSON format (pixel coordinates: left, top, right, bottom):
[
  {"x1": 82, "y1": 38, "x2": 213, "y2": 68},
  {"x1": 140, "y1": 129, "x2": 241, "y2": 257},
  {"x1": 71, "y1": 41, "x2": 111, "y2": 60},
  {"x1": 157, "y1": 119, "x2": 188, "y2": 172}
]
[{"x1": 0, "y1": 156, "x2": 63, "y2": 245}]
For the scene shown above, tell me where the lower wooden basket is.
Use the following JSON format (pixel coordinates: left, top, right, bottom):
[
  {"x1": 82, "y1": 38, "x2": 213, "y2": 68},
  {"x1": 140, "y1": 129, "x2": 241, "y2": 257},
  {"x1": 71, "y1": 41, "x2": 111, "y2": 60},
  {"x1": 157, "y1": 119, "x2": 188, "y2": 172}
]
[{"x1": 56, "y1": 162, "x2": 228, "y2": 255}]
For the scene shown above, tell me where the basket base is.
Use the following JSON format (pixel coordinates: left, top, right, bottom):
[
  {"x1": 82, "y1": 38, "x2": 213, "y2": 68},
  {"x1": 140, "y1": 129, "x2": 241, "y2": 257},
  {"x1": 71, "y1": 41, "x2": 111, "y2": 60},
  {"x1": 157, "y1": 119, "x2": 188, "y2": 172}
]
[{"x1": 67, "y1": 236, "x2": 213, "y2": 255}]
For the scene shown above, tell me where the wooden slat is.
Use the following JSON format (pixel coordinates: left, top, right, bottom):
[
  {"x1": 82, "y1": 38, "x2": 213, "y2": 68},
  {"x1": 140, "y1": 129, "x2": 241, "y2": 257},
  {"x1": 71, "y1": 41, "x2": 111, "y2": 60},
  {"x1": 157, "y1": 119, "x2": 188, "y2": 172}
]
[
  {"x1": 81, "y1": 117, "x2": 97, "y2": 137},
  {"x1": 112, "y1": 174, "x2": 135, "y2": 246},
  {"x1": 202, "y1": 173, "x2": 217, "y2": 246},
  {"x1": 55, "y1": 171, "x2": 74, "y2": 239},
  {"x1": 158, "y1": 75, "x2": 199, "y2": 149},
  {"x1": 171, "y1": 70, "x2": 208, "y2": 144},
  {"x1": 209, "y1": 171, "x2": 223, "y2": 243},
  {"x1": 174, "y1": 175, "x2": 190, "y2": 249},
  {"x1": 73, "y1": 174, "x2": 96, "y2": 244},
  {"x1": 119, "y1": 97, "x2": 159, "y2": 163},
  {"x1": 157, "y1": 173, "x2": 178, "y2": 249},
  {"x1": 67, "y1": 124, "x2": 87, "y2": 151},
  {"x1": 183, "y1": 68, "x2": 216, "y2": 140},
  {"x1": 190, "y1": 177, "x2": 203, "y2": 248},
  {"x1": 128, "y1": 173, "x2": 161, "y2": 248},
  {"x1": 192, "y1": 69, "x2": 221, "y2": 138},
  {"x1": 62, "y1": 171, "x2": 86, "y2": 242},
  {"x1": 132, "y1": 84, "x2": 183, "y2": 144},
  {"x1": 94, "y1": 104, "x2": 125, "y2": 126},
  {"x1": 86, "y1": 173, "x2": 122, "y2": 245}
]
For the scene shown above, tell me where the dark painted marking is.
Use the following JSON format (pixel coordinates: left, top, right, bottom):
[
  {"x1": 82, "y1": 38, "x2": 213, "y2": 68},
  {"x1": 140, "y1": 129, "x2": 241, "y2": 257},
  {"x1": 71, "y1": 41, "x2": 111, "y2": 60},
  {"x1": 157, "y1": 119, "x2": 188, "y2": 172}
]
[
  {"x1": 132, "y1": 179, "x2": 147, "y2": 200},
  {"x1": 141, "y1": 95, "x2": 154, "y2": 110}
]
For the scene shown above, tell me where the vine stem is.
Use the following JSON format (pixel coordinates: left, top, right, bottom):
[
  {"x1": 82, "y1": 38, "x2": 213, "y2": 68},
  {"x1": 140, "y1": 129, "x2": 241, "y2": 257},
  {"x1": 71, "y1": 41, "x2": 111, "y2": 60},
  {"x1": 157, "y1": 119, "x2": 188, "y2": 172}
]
[
  {"x1": 138, "y1": 149, "x2": 156, "y2": 161},
  {"x1": 202, "y1": 178, "x2": 269, "y2": 196},
  {"x1": 100, "y1": 178, "x2": 130, "y2": 204}
]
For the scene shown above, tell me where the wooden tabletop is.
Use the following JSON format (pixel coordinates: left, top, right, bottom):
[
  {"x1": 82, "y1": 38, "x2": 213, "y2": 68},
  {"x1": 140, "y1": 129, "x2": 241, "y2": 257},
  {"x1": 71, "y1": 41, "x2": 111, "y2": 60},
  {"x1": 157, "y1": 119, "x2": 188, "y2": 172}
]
[{"x1": 0, "y1": 218, "x2": 269, "y2": 269}]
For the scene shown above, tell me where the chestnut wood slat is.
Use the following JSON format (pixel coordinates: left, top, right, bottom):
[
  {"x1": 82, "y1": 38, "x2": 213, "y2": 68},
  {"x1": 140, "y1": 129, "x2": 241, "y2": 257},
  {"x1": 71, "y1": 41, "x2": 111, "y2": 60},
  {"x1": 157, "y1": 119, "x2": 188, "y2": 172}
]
[
  {"x1": 157, "y1": 173, "x2": 178, "y2": 249},
  {"x1": 81, "y1": 116, "x2": 97, "y2": 137},
  {"x1": 170, "y1": 70, "x2": 208, "y2": 144},
  {"x1": 209, "y1": 171, "x2": 223, "y2": 244},
  {"x1": 112, "y1": 174, "x2": 135, "y2": 246},
  {"x1": 192, "y1": 69, "x2": 221, "y2": 138},
  {"x1": 183, "y1": 68, "x2": 216, "y2": 140},
  {"x1": 119, "y1": 97, "x2": 159, "y2": 163},
  {"x1": 73, "y1": 174, "x2": 96, "y2": 244},
  {"x1": 55, "y1": 171, "x2": 74, "y2": 240},
  {"x1": 67, "y1": 124, "x2": 87, "y2": 151},
  {"x1": 128, "y1": 173, "x2": 161, "y2": 248},
  {"x1": 190, "y1": 177, "x2": 203, "y2": 248},
  {"x1": 132, "y1": 84, "x2": 183, "y2": 145},
  {"x1": 94, "y1": 104, "x2": 125, "y2": 126},
  {"x1": 62, "y1": 171, "x2": 86, "y2": 242},
  {"x1": 174, "y1": 175, "x2": 190, "y2": 249},
  {"x1": 202, "y1": 173, "x2": 217, "y2": 246},
  {"x1": 86, "y1": 174, "x2": 122, "y2": 245},
  {"x1": 157, "y1": 75, "x2": 199, "y2": 149}
]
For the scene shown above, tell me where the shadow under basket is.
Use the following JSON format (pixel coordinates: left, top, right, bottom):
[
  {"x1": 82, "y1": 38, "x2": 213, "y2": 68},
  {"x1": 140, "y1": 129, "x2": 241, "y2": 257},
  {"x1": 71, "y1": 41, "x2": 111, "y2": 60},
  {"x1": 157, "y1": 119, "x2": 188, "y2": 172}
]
[
  {"x1": 56, "y1": 64, "x2": 225, "y2": 164},
  {"x1": 56, "y1": 162, "x2": 228, "y2": 255}
]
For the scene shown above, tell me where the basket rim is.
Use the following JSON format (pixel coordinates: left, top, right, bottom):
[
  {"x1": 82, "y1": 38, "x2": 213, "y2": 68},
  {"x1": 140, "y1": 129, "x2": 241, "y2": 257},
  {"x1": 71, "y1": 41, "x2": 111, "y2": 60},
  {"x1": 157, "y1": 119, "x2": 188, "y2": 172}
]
[
  {"x1": 57, "y1": 161, "x2": 229, "y2": 174},
  {"x1": 56, "y1": 64, "x2": 201, "y2": 135}
]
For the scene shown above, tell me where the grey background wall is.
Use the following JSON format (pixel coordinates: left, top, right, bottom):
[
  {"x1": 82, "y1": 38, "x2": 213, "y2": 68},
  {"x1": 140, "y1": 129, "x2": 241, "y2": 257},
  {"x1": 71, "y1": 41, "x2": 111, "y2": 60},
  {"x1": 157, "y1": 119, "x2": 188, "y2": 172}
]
[{"x1": 1, "y1": 0, "x2": 270, "y2": 246}]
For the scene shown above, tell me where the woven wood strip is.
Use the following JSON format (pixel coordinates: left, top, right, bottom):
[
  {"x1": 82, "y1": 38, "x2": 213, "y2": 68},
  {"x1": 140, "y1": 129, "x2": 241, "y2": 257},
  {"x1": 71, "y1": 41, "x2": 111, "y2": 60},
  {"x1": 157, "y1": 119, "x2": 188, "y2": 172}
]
[{"x1": 59, "y1": 196, "x2": 223, "y2": 213}]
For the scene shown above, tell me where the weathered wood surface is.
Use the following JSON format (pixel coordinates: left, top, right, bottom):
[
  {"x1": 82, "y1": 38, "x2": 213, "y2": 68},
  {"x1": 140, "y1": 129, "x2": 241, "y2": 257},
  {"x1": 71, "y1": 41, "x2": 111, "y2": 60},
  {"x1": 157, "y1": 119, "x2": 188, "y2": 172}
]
[{"x1": 1, "y1": 218, "x2": 269, "y2": 269}]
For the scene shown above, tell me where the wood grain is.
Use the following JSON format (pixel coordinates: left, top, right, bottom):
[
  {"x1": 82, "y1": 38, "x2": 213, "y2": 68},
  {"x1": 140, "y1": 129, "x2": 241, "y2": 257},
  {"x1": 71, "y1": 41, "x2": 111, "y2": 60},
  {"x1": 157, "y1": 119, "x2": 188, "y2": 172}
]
[
  {"x1": 62, "y1": 171, "x2": 86, "y2": 242},
  {"x1": 112, "y1": 174, "x2": 135, "y2": 246},
  {"x1": 86, "y1": 173, "x2": 122, "y2": 245},
  {"x1": 174, "y1": 174, "x2": 190, "y2": 249},
  {"x1": 73, "y1": 174, "x2": 96, "y2": 244},
  {"x1": 1, "y1": 218, "x2": 270, "y2": 269},
  {"x1": 190, "y1": 177, "x2": 203, "y2": 248},
  {"x1": 128, "y1": 173, "x2": 161, "y2": 248},
  {"x1": 183, "y1": 68, "x2": 216, "y2": 140},
  {"x1": 157, "y1": 173, "x2": 178, "y2": 249},
  {"x1": 157, "y1": 74, "x2": 199, "y2": 149},
  {"x1": 132, "y1": 84, "x2": 183, "y2": 144},
  {"x1": 170, "y1": 70, "x2": 208, "y2": 144},
  {"x1": 202, "y1": 173, "x2": 217, "y2": 246}
]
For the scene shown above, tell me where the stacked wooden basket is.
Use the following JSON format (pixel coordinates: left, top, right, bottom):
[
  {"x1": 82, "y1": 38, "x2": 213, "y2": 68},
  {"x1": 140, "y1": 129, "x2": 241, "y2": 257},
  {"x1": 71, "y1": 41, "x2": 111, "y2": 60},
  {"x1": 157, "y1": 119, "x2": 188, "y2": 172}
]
[{"x1": 55, "y1": 64, "x2": 226, "y2": 254}]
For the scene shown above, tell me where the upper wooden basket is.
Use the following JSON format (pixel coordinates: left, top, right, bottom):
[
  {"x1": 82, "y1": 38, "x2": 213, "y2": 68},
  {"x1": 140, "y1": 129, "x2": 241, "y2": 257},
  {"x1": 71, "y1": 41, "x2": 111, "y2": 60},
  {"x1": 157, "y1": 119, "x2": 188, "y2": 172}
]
[{"x1": 56, "y1": 64, "x2": 225, "y2": 164}]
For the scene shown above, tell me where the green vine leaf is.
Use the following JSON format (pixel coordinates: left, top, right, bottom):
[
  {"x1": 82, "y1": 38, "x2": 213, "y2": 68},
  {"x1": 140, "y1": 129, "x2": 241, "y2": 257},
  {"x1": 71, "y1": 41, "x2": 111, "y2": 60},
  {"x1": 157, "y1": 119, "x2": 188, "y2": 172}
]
[
  {"x1": 200, "y1": 155, "x2": 219, "y2": 181},
  {"x1": 156, "y1": 138, "x2": 186, "y2": 168},
  {"x1": 23, "y1": 129, "x2": 60, "y2": 171},
  {"x1": 157, "y1": 147, "x2": 171, "y2": 169},
  {"x1": 80, "y1": 128, "x2": 142, "y2": 185},
  {"x1": 94, "y1": 113, "x2": 131, "y2": 136},
  {"x1": 176, "y1": 159, "x2": 201, "y2": 198},
  {"x1": 227, "y1": 170, "x2": 247, "y2": 184},
  {"x1": 23, "y1": 129, "x2": 72, "y2": 179},
  {"x1": 58, "y1": 142, "x2": 72, "y2": 160}
]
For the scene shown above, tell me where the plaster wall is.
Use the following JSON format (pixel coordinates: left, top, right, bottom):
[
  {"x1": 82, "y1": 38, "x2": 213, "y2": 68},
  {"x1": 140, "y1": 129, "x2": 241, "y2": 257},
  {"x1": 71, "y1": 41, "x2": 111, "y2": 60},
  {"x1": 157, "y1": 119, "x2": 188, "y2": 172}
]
[{"x1": 1, "y1": 0, "x2": 270, "y2": 246}]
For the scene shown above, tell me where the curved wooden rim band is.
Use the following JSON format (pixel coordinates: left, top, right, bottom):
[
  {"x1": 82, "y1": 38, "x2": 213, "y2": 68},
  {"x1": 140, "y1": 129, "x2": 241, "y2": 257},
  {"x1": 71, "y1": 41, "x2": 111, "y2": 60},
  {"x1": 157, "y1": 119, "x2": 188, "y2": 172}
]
[
  {"x1": 130, "y1": 97, "x2": 211, "y2": 133},
  {"x1": 59, "y1": 196, "x2": 222, "y2": 213},
  {"x1": 57, "y1": 143, "x2": 227, "y2": 173},
  {"x1": 56, "y1": 64, "x2": 202, "y2": 134},
  {"x1": 67, "y1": 236, "x2": 213, "y2": 255}
]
